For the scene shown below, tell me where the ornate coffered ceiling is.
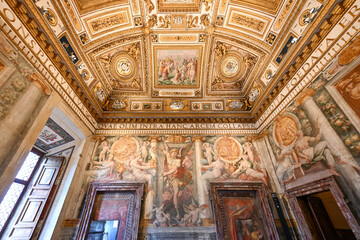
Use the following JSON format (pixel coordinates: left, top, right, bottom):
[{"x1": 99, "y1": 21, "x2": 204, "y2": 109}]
[{"x1": 1, "y1": 0, "x2": 357, "y2": 131}]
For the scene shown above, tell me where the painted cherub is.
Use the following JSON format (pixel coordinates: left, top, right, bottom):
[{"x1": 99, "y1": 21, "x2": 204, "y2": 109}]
[
  {"x1": 99, "y1": 141, "x2": 111, "y2": 162},
  {"x1": 147, "y1": 204, "x2": 172, "y2": 227},
  {"x1": 203, "y1": 142, "x2": 215, "y2": 164},
  {"x1": 182, "y1": 203, "x2": 208, "y2": 226},
  {"x1": 140, "y1": 141, "x2": 150, "y2": 162}
]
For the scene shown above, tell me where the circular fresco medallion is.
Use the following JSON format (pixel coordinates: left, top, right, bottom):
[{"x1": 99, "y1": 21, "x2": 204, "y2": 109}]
[
  {"x1": 214, "y1": 137, "x2": 243, "y2": 163},
  {"x1": 110, "y1": 53, "x2": 138, "y2": 82},
  {"x1": 221, "y1": 57, "x2": 240, "y2": 77},
  {"x1": 111, "y1": 137, "x2": 139, "y2": 163},
  {"x1": 273, "y1": 113, "x2": 301, "y2": 148},
  {"x1": 216, "y1": 52, "x2": 245, "y2": 83},
  {"x1": 116, "y1": 58, "x2": 132, "y2": 77}
]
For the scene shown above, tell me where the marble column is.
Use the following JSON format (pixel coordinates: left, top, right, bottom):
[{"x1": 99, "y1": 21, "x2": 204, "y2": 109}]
[
  {"x1": 297, "y1": 90, "x2": 360, "y2": 201},
  {"x1": 193, "y1": 136, "x2": 210, "y2": 216},
  {"x1": 0, "y1": 73, "x2": 52, "y2": 199},
  {"x1": 146, "y1": 136, "x2": 161, "y2": 218},
  {"x1": 253, "y1": 138, "x2": 282, "y2": 193}
]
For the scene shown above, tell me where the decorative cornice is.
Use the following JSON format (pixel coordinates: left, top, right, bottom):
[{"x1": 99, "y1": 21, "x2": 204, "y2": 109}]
[{"x1": 253, "y1": 0, "x2": 353, "y2": 121}]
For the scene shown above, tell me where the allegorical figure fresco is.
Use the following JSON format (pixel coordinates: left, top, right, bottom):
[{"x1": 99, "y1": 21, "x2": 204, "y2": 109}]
[{"x1": 84, "y1": 135, "x2": 268, "y2": 232}]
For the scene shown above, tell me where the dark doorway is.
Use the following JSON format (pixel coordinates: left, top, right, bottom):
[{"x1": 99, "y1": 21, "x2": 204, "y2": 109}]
[{"x1": 297, "y1": 191, "x2": 356, "y2": 240}]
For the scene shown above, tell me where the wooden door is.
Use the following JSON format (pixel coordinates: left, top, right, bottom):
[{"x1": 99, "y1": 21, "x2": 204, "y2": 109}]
[
  {"x1": 7, "y1": 156, "x2": 63, "y2": 239},
  {"x1": 306, "y1": 196, "x2": 338, "y2": 240}
]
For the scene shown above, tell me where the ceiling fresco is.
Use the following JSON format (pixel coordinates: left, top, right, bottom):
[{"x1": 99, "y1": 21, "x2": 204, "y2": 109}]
[{"x1": 2, "y1": 0, "x2": 356, "y2": 130}]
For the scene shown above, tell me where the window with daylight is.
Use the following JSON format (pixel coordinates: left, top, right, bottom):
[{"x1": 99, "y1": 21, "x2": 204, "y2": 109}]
[{"x1": 0, "y1": 149, "x2": 43, "y2": 235}]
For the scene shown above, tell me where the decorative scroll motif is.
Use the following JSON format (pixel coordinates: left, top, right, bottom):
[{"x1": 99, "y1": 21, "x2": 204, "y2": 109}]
[
  {"x1": 85, "y1": 9, "x2": 131, "y2": 37},
  {"x1": 159, "y1": 35, "x2": 198, "y2": 42},
  {"x1": 158, "y1": 15, "x2": 171, "y2": 28},
  {"x1": 145, "y1": 0, "x2": 155, "y2": 14},
  {"x1": 200, "y1": 14, "x2": 210, "y2": 27},
  {"x1": 62, "y1": 0, "x2": 82, "y2": 31},
  {"x1": 274, "y1": 0, "x2": 295, "y2": 30},
  {"x1": 230, "y1": 12, "x2": 266, "y2": 32},
  {"x1": 44, "y1": 9, "x2": 57, "y2": 27},
  {"x1": 127, "y1": 42, "x2": 141, "y2": 60},
  {"x1": 187, "y1": 15, "x2": 199, "y2": 28},
  {"x1": 214, "y1": 42, "x2": 227, "y2": 58}
]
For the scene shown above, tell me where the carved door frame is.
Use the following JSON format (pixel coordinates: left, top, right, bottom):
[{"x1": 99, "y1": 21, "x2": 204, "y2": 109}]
[
  {"x1": 286, "y1": 176, "x2": 360, "y2": 240},
  {"x1": 76, "y1": 181, "x2": 144, "y2": 240},
  {"x1": 210, "y1": 180, "x2": 280, "y2": 240}
]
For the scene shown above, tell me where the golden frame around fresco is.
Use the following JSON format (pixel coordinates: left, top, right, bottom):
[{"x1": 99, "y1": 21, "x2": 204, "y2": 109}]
[{"x1": 153, "y1": 45, "x2": 203, "y2": 89}]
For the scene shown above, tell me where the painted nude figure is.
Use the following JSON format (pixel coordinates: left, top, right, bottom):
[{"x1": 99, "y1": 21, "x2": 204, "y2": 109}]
[
  {"x1": 128, "y1": 154, "x2": 156, "y2": 188},
  {"x1": 182, "y1": 204, "x2": 208, "y2": 226},
  {"x1": 294, "y1": 119, "x2": 340, "y2": 175},
  {"x1": 161, "y1": 143, "x2": 192, "y2": 219},
  {"x1": 201, "y1": 154, "x2": 227, "y2": 193},
  {"x1": 203, "y1": 142, "x2": 215, "y2": 164},
  {"x1": 99, "y1": 141, "x2": 110, "y2": 162},
  {"x1": 147, "y1": 204, "x2": 172, "y2": 227}
]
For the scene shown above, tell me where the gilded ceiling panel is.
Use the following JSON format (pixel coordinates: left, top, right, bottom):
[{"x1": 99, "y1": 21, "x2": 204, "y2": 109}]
[
  {"x1": 229, "y1": 0, "x2": 283, "y2": 15},
  {"x1": 206, "y1": 36, "x2": 267, "y2": 97},
  {"x1": 84, "y1": 8, "x2": 132, "y2": 38},
  {"x1": 12, "y1": 0, "x2": 339, "y2": 123},
  {"x1": 73, "y1": 0, "x2": 129, "y2": 15}
]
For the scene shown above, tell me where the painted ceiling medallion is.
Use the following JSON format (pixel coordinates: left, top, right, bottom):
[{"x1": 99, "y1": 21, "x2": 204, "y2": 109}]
[
  {"x1": 110, "y1": 53, "x2": 138, "y2": 82},
  {"x1": 216, "y1": 52, "x2": 245, "y2": 83}
]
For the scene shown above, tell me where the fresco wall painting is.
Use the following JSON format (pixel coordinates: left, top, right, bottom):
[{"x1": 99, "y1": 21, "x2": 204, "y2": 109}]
[
  {"x1": 81, "y1": 135, "x2": 272, "y2": 239},
  {"x1": 335, "y1": 64, "x2": 360, "y2": 121},
  {"x1": 264, "y1": 41, "x2": 360, "y2": 239},
  {"x1": 267, "y1": 71, "x2": 360, "y2": 187}
]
